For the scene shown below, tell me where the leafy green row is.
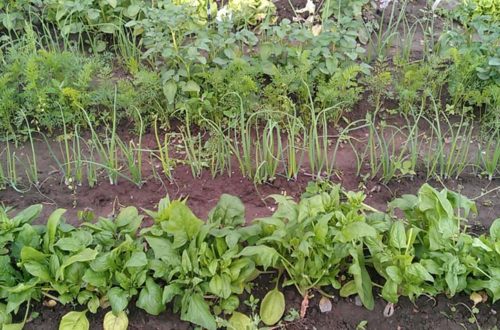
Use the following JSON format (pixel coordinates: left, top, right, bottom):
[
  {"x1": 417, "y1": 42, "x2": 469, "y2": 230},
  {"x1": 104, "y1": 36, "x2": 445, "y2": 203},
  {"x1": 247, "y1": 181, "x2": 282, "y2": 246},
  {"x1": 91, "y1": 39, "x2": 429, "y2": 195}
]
[{"x1": 1, "y1": 182, "x2": 499, "y2": 329}]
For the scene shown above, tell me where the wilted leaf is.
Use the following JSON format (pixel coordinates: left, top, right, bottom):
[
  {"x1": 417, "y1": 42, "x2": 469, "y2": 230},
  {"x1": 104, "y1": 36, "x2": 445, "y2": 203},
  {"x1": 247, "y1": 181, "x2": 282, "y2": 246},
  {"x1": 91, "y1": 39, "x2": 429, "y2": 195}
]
[
  {"x1": 59, "y1": 311, "x2": 89, "y2": 330},
  {"x1": 103, "y1": 311, "x2": 128, "y2": 330},
  {"x1": 228, "y1": 312, "x2": 253, "y2": 330}
]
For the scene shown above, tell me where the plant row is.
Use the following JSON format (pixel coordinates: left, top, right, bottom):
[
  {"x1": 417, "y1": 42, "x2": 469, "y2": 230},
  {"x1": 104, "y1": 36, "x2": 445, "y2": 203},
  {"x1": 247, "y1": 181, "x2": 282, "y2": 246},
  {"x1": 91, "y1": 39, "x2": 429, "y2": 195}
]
[
  {"x1": 1, "y1": 98, "x2": 499, "y2": 195},
  {"x1": 0, "y1": 182, "x2": 499, "y2": 329},
  {"x1": 0, "y1": 0, "x2": 499, "y2": 137}
]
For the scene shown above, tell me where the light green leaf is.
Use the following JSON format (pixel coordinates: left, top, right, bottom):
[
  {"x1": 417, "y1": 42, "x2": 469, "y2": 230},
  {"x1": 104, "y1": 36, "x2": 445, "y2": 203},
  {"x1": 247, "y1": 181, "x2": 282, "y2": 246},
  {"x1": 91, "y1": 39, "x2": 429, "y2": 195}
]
[
  {"x1": 381, "y1": 280, "x2": 398, "y2": 304},
  {"x1": 23, "y1": 262, "x2": 51, "y2": 282},
  {"x1": 209, "y1": 274, "x2": 231, "y2": 299},
  {"x1": 386, "y1": 266, "x2": 402, "y2": 284},
  {"x1": 20, "y1": 246, "x2": 48, "y2": 263},
  {"x1": 406, "y1": 263, "x2": 434, "y2": 283},
  {"x1": 59, "y1": 311, "x2": 89, "y2": 330},
  {"x1": 228, "y1": 312, "x2": 253, "y2": 330},
  {"x1": 0, "y1": 303, "x2": 12, "y2": 325},
  {"x1": 260, "y1": 289, "x2": 285, "y2": 326},
  {"x1": 103, "y1": 311, "x2": 128, "y2": 330},
  {"x1": 107, "y1": 0, "x2": 117, "y2": 8}
]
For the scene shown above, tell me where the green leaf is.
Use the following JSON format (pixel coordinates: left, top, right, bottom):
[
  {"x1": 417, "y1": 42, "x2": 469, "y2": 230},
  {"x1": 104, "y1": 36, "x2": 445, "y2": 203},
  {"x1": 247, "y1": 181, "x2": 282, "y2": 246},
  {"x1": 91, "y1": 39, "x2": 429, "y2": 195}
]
[
  {"x1": 339, "y1": 222, "x2": 377, "y2": 242},
  {"x1": 349, "y1": 247, "x2": 374, "y2": 310},
  {"x1": 208, "y1": 194, "x2": 245, "y2": 227},
  {"x1": 163, "y1": 80, "x2": 177, "y2": 104},
  {"x1": 209, "y1": 274, "x2": 231, "y2": 299},
  {"x1": 144, "y1": 236, "x2": 178, "y2": 261},
  {"x1": 388, "y1": 194, "x2": 418, "y2": 211},
  {"x1": 488, "y1": 57, "x2": 500, "y2": 66},
  {"x1": 228, "y1": 312, "x2": 253, "y2": 330},
  {"x1": 182, "y1": 80, "x2": 200, "y2": 93},
  {"x1": 108, "y1": 287, "x2": 129, "y2": 313},
  {"x1": 59, "y1": 311, "x2": 89, "y2": 330},
  {"x1": 115, "y1": 207, "x2": 142, "y2": 235},
  {"x1": 57, "y1": 248, "x2": 98, "y2": 280},
  {"x1": 490, "y1": 219, "x2": 500, "y2": 241},
  {"x1": 162, "y1": 283, "x2": 183, "y2": 304},
  {"x1": 165, "y1": 202, "x2": 203, "y2": 248},
  {"x1": 389, "y1": 221, "x2": 407, "y2": 249},
  {"x1": 82, "y1": 268, "x2": 107, "y2": 288},
  {"x1": 125, "y1": 252, "x2": 148, "y2": 268},
  {"x1": 23, "y1": 262, "x2": 51, "y2": 282},
  {"x1": 12, "y1": 204, "x2": 42, "y2": 224},
  {"x1": 0, "y1": 303, "x2": 12, "y2": 325},
  {"x1": 125, "y1": 4, "x2": 141, "y2": 17},
  {"x1": 238, "y1": 246, "x2": 278, "y2": 270},
  {"x1": 260, "y1": 289, "x2": 285, "y2": 326},
  {"x1": 20, "y1": 246, "x2": 48, "y2": 263},
  {"x1": 107, "y1": 0, "x2": 117, "y2": 8},
  {"x1": 181, "y1": 293, "x2": 216, "y2": 330},
  {"x1": 381, "y1": 280, "x2": 399, "y2": 304},
  {"x1": 44, "y1": 209, "x2": 66, "y2": 252},
  {"x1": 339, "y1": 280, "x2": 357, "y2": 297},
  {"x1": 55, "y1": 231, "x2": 92, "y2": 252},
  {"x1": 407, "y1": 263, "x2": 434, "y2": 283},
  {"x1": 136, "y1": 278, "x2": 165, "y2": 315},
  {"x1": 3, "y1": 323, "x2": 25, "y2": 330},
  {"x1": 386, "y1": 266, "x2": 402, "y2": 284},
  {"x1": 103, "y1": 311, "x2": 128, "y2": 330}
]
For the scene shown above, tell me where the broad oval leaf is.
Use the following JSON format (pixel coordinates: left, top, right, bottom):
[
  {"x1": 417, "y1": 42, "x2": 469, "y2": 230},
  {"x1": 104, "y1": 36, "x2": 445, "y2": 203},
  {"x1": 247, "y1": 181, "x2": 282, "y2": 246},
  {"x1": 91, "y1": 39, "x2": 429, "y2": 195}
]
[
  {"x1": 103, "y1": 311, "x2": 128, "y2": 330},
  {"x1": 260, "y1": 289, "x2": 285, "y2": 326},
  {"x1": 228, "y1": 312, "x2": 253, "y2": 330},
  {"x1": 389, "y1": 221, "x2": 406, "y2": 249},
  {"x1": 59, "y1": 311, "x2": 89, "y2": 330}
]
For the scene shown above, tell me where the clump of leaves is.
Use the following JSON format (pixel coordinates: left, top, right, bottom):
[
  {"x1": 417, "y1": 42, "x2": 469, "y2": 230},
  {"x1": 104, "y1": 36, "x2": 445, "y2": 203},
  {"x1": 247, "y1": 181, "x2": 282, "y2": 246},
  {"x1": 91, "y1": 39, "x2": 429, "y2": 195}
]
[
  {"x1": 142, "y1": 194, "x2": 259, "y2": 330},
  {"x1": 243, "y1": 183, "x2": 387, "y2": 311}
]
